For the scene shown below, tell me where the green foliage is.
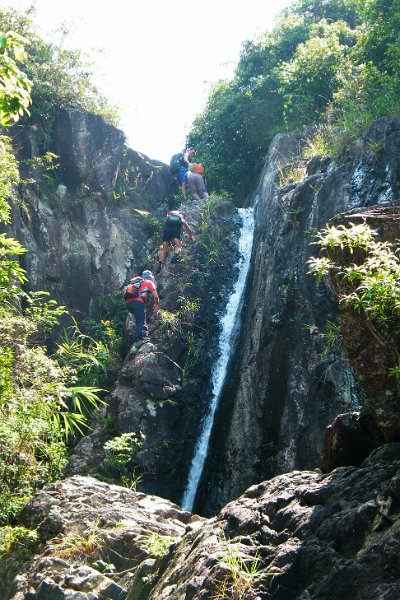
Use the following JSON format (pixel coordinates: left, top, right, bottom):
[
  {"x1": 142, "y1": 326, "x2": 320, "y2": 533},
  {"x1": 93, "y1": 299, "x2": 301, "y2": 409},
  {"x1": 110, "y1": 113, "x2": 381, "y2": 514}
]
[
  {"x1": 0, "y1": 525, "x2": 38, "y2": 557},
  {"x1": 279, "y1": 20, "x2": 357, "y2": 128},
  {"x1": 0, "y1": 7, "x2": 119, "y2": 124},
  {"x1": 158, "y1": 309, "x2": 180, "y2": 337},
  {"x1": 388, "y1": 365, "x2": 400, "y2": 381},
  {"x1": 319, "y1": 320, "x2": 343, "y2": 357},
  {"x1": 213, "y1": 539, "x2": 266, "y2": 599},
  {"x1": 0, "y1": 29, "x2": 32, "y2": 126},
  {"x1": 83, "y1": 291, "x2": 126, "y2": 382},
  {"x1": 22, "y1": 151, "x2": 60, "y2": 188},
  {"x1": 0, "y1": 135, "x2": 19, "y2": 222},
  {"x1": 307, "y1": 62, "x2": 400, "y2": 159},
  {"x1": 187, "y1": 0, "x2": 400, "y2": 199},
  {"x1": 47, "y1": 522, "x2": 103, "y2": 561},
  {"x1": 187, "y1": 0, "x2": 362, "y2": 201},
  {"x1": 0, "y1": 233, "x2": 27, "y2": 302},
  {"x1": 103, "y1": 432, "x2": 144, "y2": 488},
  {"x1": 141, "y1": 531, "x2": 175, "y2": 558},
  {"x1": 0, "y1": 16, "x2": 107, "y2": 526},
  {"x1": 56, "y1": 321, "x2": 110, "y2": 387},
  {"x1": 0, "y1": 323, "x2": 105, "y2": 522},
  {"x1": 308, "y1": 222, "x2": 400, "y2": 373},
  {"x1": 177, "y1": 296, "x2": 200, "y2": 321},
  {"x1": 23, "y1": 290, "x2": 67, "y2": 339}
]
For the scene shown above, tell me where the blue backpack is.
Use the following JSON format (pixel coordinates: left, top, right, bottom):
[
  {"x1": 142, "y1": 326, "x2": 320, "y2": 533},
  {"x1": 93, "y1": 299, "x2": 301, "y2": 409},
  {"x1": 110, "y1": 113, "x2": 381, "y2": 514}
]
[{"x1": 169, "y1": 153, "x2": 184, "y2": 175}]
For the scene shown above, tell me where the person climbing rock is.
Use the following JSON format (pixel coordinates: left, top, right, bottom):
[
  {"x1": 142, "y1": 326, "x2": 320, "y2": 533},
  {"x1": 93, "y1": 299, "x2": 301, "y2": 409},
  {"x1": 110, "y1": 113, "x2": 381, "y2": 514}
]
[
  {"x1": 187, "y1": 162, "x2": 209, "y2": 201},
  {"x1": 122, "y1": 271, "x2": 159, "y2": 344},
  {"x1": 157, "y1": 209, "x2": 194, "y2": 272},
  {"x1": 169, "y1": 147, "x2": 196, "y2": 200}
]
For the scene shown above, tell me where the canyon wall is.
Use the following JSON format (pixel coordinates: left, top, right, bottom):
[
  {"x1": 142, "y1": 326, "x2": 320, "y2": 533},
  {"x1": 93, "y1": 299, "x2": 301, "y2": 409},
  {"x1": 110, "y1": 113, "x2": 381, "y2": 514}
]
[{"x1": 197, "y1": 116, "x2": 400, "y2": 515}]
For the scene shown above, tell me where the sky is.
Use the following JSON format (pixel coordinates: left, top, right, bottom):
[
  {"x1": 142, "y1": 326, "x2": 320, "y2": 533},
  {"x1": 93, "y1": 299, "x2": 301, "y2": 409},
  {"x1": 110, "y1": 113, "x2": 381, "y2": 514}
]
[{"x1": 7, "y1": 0, "x2": 292, "y2": 164}]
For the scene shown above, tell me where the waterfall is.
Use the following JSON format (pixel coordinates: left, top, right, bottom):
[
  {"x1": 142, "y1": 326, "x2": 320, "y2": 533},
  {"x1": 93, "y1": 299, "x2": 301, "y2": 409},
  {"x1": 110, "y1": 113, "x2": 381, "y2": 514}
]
[{"x1": 181, "y1": 206, "x2": 255, "y2": 512}]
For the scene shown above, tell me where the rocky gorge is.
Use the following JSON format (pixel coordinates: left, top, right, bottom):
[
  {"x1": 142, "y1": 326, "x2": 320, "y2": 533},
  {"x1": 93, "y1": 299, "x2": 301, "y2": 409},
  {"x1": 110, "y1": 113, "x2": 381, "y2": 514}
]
[{"x1": 2, "y1": 108, "x2": 400, "y2": 598}]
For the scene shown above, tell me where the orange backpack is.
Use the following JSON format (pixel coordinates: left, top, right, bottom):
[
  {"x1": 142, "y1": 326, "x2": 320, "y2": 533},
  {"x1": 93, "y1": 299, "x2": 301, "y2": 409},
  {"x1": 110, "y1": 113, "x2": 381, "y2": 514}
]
[{"x1": 191, "y1": 162, "x2": 205, "y2": 175}]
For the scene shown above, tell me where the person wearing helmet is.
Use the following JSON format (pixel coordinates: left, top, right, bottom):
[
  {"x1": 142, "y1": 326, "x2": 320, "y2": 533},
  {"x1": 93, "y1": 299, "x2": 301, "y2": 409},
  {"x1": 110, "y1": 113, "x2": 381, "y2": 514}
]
[
  {"x1": 122, "y1": 272, "x2": 159, "y2": 343},
  {"x1": 141, "y1": 270, "x2": 157, "y2": 287}
]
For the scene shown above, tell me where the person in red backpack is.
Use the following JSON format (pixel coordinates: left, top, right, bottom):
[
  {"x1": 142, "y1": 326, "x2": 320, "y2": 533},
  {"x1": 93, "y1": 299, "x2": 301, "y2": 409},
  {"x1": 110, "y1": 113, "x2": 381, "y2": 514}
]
[{"x1": 122, "y1": 271, "x2": 159, "y2": 343}]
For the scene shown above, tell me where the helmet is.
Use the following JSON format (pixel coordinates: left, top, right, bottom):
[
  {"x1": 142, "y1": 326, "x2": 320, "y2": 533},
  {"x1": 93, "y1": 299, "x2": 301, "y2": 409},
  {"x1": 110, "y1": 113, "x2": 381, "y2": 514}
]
[
  {"x1": 141, "y1": 270, "x2": 153, "y2": 280},
  {"x1": 130, "y1": 276, "x2": 142, "y2": 283}
]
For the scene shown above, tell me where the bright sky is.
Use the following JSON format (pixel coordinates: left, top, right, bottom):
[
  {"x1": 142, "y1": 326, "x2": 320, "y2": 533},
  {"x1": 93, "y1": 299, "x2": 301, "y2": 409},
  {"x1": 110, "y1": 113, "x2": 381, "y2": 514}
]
[{"x1": 8, "y1": 0, "x2": 292, "y2": 163}]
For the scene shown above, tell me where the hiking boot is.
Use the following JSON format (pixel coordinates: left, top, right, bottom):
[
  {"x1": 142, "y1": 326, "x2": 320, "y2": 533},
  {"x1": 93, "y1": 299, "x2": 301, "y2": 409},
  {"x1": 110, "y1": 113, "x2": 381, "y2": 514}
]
[{"x1": 170, "y1": 253, "x2": 181, "y2": 264}]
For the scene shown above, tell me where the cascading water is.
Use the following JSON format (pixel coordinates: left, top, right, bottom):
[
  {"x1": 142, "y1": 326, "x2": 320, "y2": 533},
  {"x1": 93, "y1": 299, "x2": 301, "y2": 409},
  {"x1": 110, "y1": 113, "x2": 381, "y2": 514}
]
[{"x1": 181, "y1": 206, "x2": 255, "y2": 512}]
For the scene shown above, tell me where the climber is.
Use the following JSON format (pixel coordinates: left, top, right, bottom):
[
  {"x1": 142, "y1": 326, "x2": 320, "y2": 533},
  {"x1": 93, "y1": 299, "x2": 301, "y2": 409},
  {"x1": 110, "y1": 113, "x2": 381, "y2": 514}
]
[
  {"x1": 170, "y1": 147, "x2": 196, "y2": 200},
  {"x1": 122, "y1": 271, "x2": 159, "y2": 343},
  {"x1": 157, "y1": 209, "x2": 194, "y2": 272},
  {"x1": 187, "y1": 162, "x2": 209, "y2": 201}
]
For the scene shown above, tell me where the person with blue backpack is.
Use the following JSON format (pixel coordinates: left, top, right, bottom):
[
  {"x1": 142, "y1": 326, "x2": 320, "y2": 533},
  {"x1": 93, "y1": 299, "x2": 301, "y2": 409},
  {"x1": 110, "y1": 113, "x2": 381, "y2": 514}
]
[
  {"x1": 169, "y1": 147, "x2": 196, "y2": 200},
  {"x1": 157, "y1": 209, "x2": 194, "y2": 272}
]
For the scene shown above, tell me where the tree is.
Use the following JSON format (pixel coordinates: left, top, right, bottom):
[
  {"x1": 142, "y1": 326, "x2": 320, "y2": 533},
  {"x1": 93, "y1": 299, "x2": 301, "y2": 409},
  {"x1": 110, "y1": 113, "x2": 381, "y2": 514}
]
[
  {"x1": 278, "y1": 20, "x2": 357, "y2": 128},
  {"x1": 0, "y1": 7, "x2": 119, "y2": 125},
  {"x1": 0, "y1": 29, "x2": 104, "y2": 524},
  {"x1": 186, "y1": 0, "x2": 362, "y2": 202},
  {"x1": 0, "y1": 29, "x2": 31, "y2": 126}
]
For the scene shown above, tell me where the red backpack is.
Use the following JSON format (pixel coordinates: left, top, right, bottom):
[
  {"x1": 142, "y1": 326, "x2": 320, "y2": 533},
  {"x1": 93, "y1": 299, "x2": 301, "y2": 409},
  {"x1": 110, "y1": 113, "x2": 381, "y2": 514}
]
[{"x1": 123, "y1": 278, "x2": 143, "y2": 301}]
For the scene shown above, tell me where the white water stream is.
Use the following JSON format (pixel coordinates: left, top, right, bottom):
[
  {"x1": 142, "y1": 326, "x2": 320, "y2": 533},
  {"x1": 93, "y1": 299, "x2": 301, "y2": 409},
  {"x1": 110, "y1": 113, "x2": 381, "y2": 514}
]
[{"x1": 181, "y1": 207, "x2": 255, "y2": 512}]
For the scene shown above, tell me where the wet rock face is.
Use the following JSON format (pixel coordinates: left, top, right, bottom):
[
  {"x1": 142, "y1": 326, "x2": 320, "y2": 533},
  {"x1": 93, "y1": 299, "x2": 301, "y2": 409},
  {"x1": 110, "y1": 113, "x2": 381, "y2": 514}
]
[
  {"x1": 197, "y1": 115, "x2": 400, "y2": 515},
  {"x1": 8, "y1": 109, "x2": 171, "y2": 318}
]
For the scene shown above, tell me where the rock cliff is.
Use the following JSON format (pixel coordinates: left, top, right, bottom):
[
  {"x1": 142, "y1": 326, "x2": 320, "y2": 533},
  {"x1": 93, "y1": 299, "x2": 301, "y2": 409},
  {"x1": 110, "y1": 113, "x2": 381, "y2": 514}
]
[
  {"x1": 3, "y1": 444, "x2": 400, "y2": 599},
  {"x1": 3, "y1": 108, "x2": 400, "y2": 599},
  {"x1": 196, "y1": 115, "x2": 400, "y2": 515},
  {"x1": 67, "y1": 198, "x2": 241, "y2": 504},
  {"x1": 8, "y1": 109, "x2": 172, "y2": 317},
  {"x1": 6, "y1": 109, "x2": 242, "y2": 504}
]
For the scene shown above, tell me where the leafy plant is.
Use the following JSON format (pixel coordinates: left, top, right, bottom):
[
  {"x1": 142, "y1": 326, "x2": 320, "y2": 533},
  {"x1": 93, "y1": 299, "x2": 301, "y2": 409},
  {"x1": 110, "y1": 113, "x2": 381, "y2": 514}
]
[
  {"x1": 0, "y1": 7, "x2": 119, "y2": 124},
  {"x1": 0, "y1": 20, "x2": 107, "y2": 526},
  {"x1": 23, "y1": 290, "x2": 67, "y2": 339},
  {"x1": 141, "y1": 531, "x2": 175, "y2": 558},
  {"x1": 22, "y1": 151, "x2": 60, "y2": 188},
  {"x1": 0, "y1": 525, "x2": 38, "y2": 557},
  {"x1": 177, "y1": 296, "x2": 201, "y2": 321},
  {"x1": 0, "y1": 29, "x2": 32, "y2": 126},
  {"x1": 213, "y1": 539, "x2": 266, "y2": 600},
  {"x1": 56, "y1": 321, "x2": 110, "y2": 388},
  {"x1": 308, "y1": 222, "x2": 400, "y2": 378},
  {"x1": 320, "y1": 320, "x2": 343, "y2": 357},
  {"x1": 158, "y1": 309, "x2": 180, "y2": 337},
  {"x1": 0, "y1": 135, "x2": 19, "y2": 222},
  {"x1": 103, "y1": 432, "x2": 144, "y2": 488},
  {"x1": 276, "y1": 160, "x2": 307, "y2": 187}
]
